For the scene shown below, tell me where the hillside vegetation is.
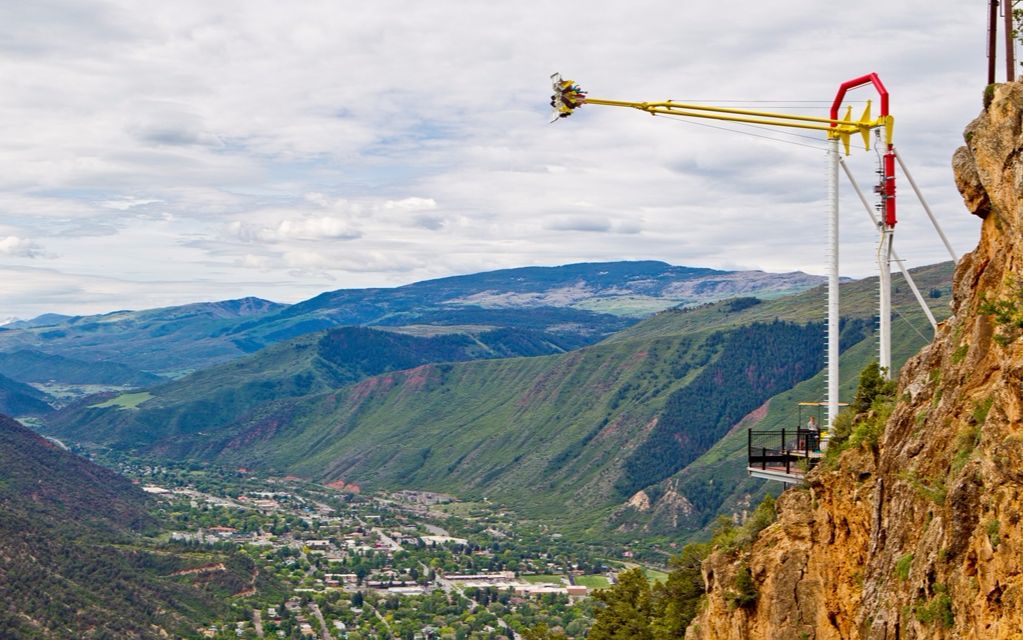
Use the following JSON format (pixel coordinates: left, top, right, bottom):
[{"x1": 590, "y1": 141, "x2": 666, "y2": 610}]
[
  {"x1": 0, "y1": 373, "x2": 53, "y2": 416},
  {"x1": 0, "y1": 415, "x2": 267, "y2": 639},
  {"x1": 0, "y1": 349, "x2": 162, "y2": 386},
  {"x1": 48, "y1": 325, "x2": 576, "y2": 447}
]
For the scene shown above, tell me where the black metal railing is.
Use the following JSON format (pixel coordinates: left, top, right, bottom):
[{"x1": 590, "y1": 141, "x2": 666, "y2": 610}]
[{"x1": 747, "y1": 428, "x2": 822, "y2": 475}]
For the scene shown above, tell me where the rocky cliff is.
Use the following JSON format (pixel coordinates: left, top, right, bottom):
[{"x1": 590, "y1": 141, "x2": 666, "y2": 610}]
[{"x1": 687, "y1": 82, "x2": 1023, "y2": 639}]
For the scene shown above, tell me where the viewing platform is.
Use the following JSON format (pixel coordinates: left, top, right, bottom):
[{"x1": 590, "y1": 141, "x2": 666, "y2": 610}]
[{"x1": 747, "y1": 428, "x2": 823, "y2": 485}]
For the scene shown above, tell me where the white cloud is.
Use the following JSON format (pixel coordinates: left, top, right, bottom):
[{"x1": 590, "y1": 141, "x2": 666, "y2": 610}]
[
  {"x1": 543, "y1": 215, "x2": 642, "y2": 234},
  {"x1": 0, "y1": 236, "x2": 46, "y2": 258},
  {"x1": 228, "y1": 217, "x2": 362, "y2": 242},
  {"x1": 283, "y1": 249, "x2": 332, "y2": 269},
  {"x1": 383, "y1": 197, "x2": 437, "y2": 212},
  {"x1": 100, "y1": 197, "x2": 163, "y2": 210},
  {"x1": 237, "y1": 253, "x2": 272, "y2": 270}
]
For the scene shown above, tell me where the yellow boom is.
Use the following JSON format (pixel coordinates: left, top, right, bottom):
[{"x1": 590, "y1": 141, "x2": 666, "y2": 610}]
[{"x1": 550, "y1": 74, "x2": 893, "y2": 154}]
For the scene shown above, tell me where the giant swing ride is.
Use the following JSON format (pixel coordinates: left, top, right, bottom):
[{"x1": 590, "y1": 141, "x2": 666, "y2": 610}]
[{"x1": 550, "y1": 73, "x2": 957, "y2": 484}]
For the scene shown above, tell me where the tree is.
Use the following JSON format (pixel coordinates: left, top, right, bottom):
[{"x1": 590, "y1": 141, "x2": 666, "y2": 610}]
[
  {"x1": 1015, "y1": 3, "x2": 1023, "y2": 59},
  {"x1": 522, "y1": 623, "x2": 568, "y2": 640},
  {"x1": 650, "y1": 543, "x2": 710, "y2": 639},
  {"x1": 588, "y1": 569, "x2": 655, "y2": 640},
  {"x1": 850, "y1": 360, "x2": 896, "y2": 415}
]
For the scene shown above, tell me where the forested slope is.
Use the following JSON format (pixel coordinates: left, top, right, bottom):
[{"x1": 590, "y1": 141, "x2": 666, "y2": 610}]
[
  {"x1": 0, "y1": 415, "x2": 264, "y2": 639},
  {"x1": 0, "y1": 373, "x2": 53, "y2": 416},
  {"x1": 48, "y1": 325, "x2": 573, "y2": 447},
  {"x1": 0, "y1": 349, "x2": 163, "y2": 386}
]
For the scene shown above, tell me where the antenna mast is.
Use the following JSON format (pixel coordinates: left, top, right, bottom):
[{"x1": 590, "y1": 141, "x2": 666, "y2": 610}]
[
  {"x1": 1005, "y1": 0, "x2": 1017, "y2": 82},
  {"x1": 991, "y1": 0, "x2": 1001, "y2": 85}
]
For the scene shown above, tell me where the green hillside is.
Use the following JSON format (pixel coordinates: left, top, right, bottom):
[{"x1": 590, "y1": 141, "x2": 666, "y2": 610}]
[
  {"x1": 0, "y1": 415, "x2": 270, "y2": 639},
  {"x1": 0, "y1": 373, "x2": 53, "y2": 416},
  {"x1": 47, "y1": 325, "x2": 574, "y2": 447},
  {"x1": 611, "y1": 314, "x2": 940, "y2": 536},
  {"x1": 180, "y1": 319, "x2": 827, "y2": 523},
  {"x1": 0, "y1": 349, "x2": 163, "y2": 386},
  {"x1": 232, "y1": 263, "x2": 950, "y2": 537}
]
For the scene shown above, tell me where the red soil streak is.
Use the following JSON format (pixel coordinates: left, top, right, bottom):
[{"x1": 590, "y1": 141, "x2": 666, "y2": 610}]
[
  {"x1": 348, "y1": 374, "x2": 399, "y2": 404},
  {"x1": 400, "y1": 364, "x2": 435, "y2": 392},
  {"x1": 725, "y1": 398, "x2": 772, "y2": 436},
  {"x1": 516, "y1": 354, "x2": 581, "y2": 407},
  {"x1": 626, "y1": 350, "x2": 649, "y2": 367},
  {"x1": 325, "y1": 479, "x2": 361, "y2": 494}
]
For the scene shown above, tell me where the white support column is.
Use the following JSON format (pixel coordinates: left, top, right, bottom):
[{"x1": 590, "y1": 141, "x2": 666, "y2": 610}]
[
  {"x1": 878, "y1": 228, "x2": 893, "y2": 377},
  {"x1": 827, "y1": 138, "x2": 840, "y2": 430}
]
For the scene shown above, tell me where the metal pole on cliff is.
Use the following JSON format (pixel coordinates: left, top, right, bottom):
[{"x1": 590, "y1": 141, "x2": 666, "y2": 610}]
[
  {"x1": 990, "y1": 0, "x2": 1000, "y2": 85},
  {"x1": 878, "y1": 229, "x2": 893, "y2": 376},
  {"x1": 827, "y1": 137, "x2": 840, "y2": 431},
  {"x1": 1005, "y1": 0, "x2": 1016, "y2": 81}
]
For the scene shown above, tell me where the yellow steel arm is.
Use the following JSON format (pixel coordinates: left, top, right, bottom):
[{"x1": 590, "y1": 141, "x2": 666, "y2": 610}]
[{"x1": 551, "y1": 75, "x2": 888, "y2": 154}]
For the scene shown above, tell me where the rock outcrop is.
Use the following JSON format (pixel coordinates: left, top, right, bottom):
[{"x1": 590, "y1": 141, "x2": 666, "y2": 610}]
[{"x1": 688, "y1": 82, "x2": 1023, "y2": 639}]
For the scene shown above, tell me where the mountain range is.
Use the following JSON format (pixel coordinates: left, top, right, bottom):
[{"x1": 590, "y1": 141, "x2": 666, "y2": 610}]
[
  {"x1": 0, "y1": 261, "x2": 826, "y2": 376},
  {"x1": 41, "y1": 261, "x2": 953, "y2": 540}
]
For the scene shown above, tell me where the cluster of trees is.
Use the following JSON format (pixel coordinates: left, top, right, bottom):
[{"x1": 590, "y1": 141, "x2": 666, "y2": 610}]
[
  {"x1": 524, "y1": 554, "x2": 704, "y2": 640},
  {"x1": 826, "y1": 360, "x2": 898, "y2": 457},
  {"x1": 534, "y1": 496, "x2": 778, "y2": 640}
]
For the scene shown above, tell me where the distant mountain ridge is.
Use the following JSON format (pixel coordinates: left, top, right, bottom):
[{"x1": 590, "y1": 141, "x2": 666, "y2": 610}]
[
  {"x1": 260, "y1": 260, "x2": 824, "y2": 325},
  {"x1": 0, "y1": 350, "x2": 162, "y2": 387},
  {"x1": 0, "y1": 261, "x2": 827, "y2": 376},
  {"x1": 0, "y1": 296, "x2": 286, "y2": 374},
  {"x1": 1, "y1": 313, "x2": 75, "y2": 329}
]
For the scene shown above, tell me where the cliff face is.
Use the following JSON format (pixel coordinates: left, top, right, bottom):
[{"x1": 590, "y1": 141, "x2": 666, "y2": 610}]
[{"x1": 688, "y1": 82, "x2": 1023, "y2": 640}]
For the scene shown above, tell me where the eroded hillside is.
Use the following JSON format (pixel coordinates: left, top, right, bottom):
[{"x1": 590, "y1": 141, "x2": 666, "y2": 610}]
[{"x1": 688, "y1": 82, "x2": 1023, "y2": 639}]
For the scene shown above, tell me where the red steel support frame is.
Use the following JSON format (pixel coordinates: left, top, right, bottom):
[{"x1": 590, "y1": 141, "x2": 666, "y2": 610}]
[{"x1": 831, "y1": 74, "x2": 896, "y2": 228}]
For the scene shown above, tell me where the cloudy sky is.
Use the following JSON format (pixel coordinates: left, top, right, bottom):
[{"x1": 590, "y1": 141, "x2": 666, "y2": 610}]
[{"x1": 0, "y1": 1, "x2": 1002, "y2": 319}]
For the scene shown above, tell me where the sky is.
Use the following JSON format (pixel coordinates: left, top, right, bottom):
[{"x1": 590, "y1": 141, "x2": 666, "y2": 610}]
[{"x1": 0, "y1": 0, "x2": 1005, "y2": 319}]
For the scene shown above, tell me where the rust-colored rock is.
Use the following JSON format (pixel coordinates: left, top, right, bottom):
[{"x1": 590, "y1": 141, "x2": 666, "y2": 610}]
[{"x1": 688, "y1": 83, "x2": 1023, "y2": 639}]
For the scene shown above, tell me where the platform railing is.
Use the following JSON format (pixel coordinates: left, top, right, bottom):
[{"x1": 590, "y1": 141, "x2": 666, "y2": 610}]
[{"x1": 747, "y1": 428, "x2": 822, "y2": 475}]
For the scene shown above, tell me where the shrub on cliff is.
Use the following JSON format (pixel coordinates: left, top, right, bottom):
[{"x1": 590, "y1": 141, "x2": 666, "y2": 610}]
[
  {"x1": 725, "y1": 564, "x2": 758, "y2": 610},
  {"x1": 827, "y1": 361, "x2": 897, "y2": 460}
]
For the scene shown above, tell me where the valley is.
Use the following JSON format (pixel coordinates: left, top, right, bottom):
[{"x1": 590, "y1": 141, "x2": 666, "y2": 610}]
[
  {"x1": 23, "y1": 261, "x2": 952, "y2": 543},
  {"x1": 88, "y1": 454, "x2": 650, "y2": 639}
]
